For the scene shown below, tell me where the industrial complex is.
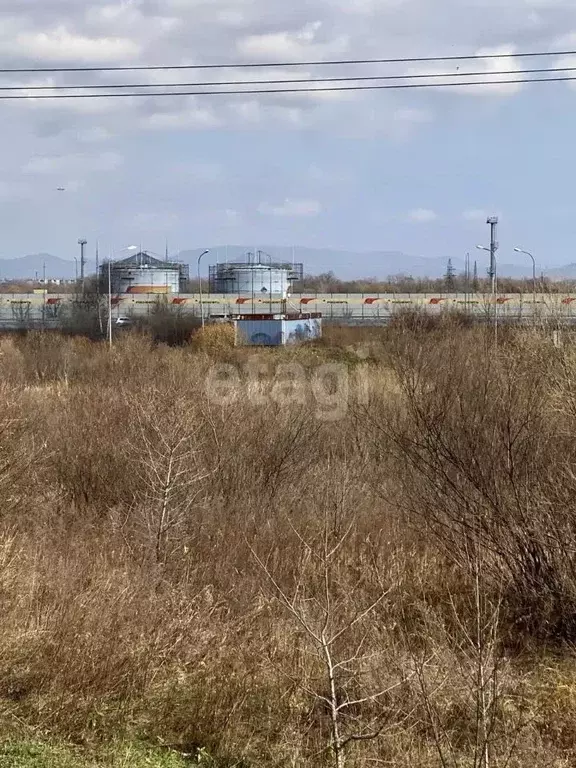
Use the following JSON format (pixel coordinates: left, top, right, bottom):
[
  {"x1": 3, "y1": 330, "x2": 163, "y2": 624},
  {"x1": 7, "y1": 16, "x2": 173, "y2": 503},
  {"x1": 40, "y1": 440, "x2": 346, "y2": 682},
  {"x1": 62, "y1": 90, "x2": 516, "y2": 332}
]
[{"x1": 1, "y1": 243, "x2": 575, "y2": 340}]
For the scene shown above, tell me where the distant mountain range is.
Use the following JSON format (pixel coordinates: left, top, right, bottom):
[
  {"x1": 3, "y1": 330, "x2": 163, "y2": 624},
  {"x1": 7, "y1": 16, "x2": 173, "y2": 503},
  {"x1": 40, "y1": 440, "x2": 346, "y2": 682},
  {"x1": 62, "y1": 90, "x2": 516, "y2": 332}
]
[
  {"x1": 1, "y1": 247, "x2": 575, "y2": 281},
  {"x1": 0, "y1": 254, "x2": 87, "y2": 281}
]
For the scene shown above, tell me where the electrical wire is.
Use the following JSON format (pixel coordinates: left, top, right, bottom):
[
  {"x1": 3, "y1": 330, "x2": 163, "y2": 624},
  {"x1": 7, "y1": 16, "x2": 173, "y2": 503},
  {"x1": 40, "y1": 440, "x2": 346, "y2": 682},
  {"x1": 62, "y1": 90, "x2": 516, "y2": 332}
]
[
  {"x1": 4, "y1": 65, "x2": 576, "y2": 91},
  {"x1": 0, "y1": 48, "x2": 575, "y2": 74},
  {"x1": 2, "y1": 74, "x2": 576, "y2": 99}
]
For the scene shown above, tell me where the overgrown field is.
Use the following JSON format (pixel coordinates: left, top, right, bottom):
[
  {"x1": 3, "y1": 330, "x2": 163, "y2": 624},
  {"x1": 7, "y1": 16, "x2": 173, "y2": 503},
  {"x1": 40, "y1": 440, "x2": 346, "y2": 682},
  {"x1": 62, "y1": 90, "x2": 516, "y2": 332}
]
[{"x1": 1, "y1": 319, "x2": 576, "y2": 766}]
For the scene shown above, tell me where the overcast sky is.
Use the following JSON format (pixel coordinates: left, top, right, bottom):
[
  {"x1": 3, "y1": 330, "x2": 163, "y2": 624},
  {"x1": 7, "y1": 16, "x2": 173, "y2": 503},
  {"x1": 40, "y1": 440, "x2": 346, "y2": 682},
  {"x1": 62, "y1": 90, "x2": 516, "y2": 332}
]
[{"x1": 1, "y1": 0, "x2": 576, "y2": 271}]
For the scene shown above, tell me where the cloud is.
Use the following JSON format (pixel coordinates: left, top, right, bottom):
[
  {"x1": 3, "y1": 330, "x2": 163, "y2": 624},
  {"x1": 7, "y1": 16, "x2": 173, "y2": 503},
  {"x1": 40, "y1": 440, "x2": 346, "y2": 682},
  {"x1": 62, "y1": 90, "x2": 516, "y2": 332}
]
[
  {"x1": 462, "y1": 209, "x2": 488, "y2": 222},
  {"x1": 224, "y1": 209, "x2": 242, "y2": 225},
  {"x1": 76, "y1": 127, "x2": 112, "y2": 143},
  {"x1": 237, "y1": 21, "x2": 349, "y2": 61},
  {"x1": 171, "y1": 161, "x2": 224, "y2": 183},
  {"x1": 1, "y1": 0, "x2": 564, "y2": 143},
  {"x1": 22, "y1": 152, "x2": 123, "y2": 175},
  {"x1": 132, "y1": 211, "x2": 180, "y2": 230},
  {"x1": 0, "y1": 180, "x2": 35, "y2": 201},
  {"x1": 1, "y1": 0, "x2": 575, "y2": 258},
  {"x1": 467, "y1": 46, "x2": 525, "y2": 96},
  {"x1": 393, "y1": 108, "x2": 433, "y2": 125},
  {"x1": 554, "y1": 48, "x2": 576, "y2": 90},
  {"x1": 408, "y1": 208, "x2": 438, "y2": 223},
  {"x1": 306, "y1": 164, "x2": 351, "y2": 185},
  {"x1": 4, "y1": 26, "x2": 141, "y2": 63},
  {"x1": 258, "y1": 199, "x2": 322, "y2": 218},
  {"x1": 144, "y1": 104, "x2": 222, "y2": 130},
  {"x1": 404, "y1": 45, "x2": 526, "y2": 97}
]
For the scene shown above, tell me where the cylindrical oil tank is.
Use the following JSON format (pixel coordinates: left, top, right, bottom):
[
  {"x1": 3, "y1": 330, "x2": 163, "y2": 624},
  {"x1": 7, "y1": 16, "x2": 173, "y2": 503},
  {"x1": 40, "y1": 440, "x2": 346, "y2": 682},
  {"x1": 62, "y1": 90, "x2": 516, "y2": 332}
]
[
  {"x1": 111, "y1": 265, "x2": 180, "y2": 294},
  {"x1": 213, "y1": 264, "x2": 291, "y2": 296}
]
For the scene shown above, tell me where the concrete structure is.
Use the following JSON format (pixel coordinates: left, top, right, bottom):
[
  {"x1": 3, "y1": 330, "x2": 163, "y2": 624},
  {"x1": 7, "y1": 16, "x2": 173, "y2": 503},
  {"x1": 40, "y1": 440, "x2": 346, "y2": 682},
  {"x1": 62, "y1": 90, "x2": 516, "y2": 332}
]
[
  {"x1": 100, "y1": 251, "x2": 189, "y2": 295},
  {"x1": 1, "y1": 292, "x2": 576, "y2": 331},
  {"x1": 236, "y1": 315, "x2": 322, "y2": 346}
]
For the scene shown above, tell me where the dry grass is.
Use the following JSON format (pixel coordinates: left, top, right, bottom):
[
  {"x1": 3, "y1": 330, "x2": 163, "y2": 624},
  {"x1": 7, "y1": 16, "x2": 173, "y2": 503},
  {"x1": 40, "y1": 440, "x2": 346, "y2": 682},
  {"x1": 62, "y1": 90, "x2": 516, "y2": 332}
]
[
  {"x1": 0, "y1": 324, "x2": 575, "y2": 766},
  {"x1": 190, "y1": 322, "x2": 237, "y2": 355}
]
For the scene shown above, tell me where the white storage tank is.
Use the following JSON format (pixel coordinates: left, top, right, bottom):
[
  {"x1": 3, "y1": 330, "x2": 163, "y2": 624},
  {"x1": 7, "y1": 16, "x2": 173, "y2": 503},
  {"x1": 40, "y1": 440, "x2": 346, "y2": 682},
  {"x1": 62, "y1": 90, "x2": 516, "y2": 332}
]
[
  {"x1": 101, "y1": 252, "x2": 189, "y2": 295},
  {"x1": 209, "y1": 252, "x2": 303, "y2": 298}
]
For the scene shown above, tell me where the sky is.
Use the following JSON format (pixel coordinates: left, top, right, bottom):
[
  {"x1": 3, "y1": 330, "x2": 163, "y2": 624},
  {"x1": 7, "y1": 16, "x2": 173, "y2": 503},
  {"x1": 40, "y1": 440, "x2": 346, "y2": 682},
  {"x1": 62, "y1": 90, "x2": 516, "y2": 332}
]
[{"x1": 1, "y1": 0, "x2": 576, "y2": 274}]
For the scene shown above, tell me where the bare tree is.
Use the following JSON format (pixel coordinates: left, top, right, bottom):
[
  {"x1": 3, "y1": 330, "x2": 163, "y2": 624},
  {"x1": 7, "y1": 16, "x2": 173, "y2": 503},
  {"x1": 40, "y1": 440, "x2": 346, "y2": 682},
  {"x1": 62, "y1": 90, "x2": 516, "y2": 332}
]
[
  {"x1": 404, "y1": 573, "x2": 531, "y2": 768},
  {"x1": 250, "y1": 508, "x2": 410, "y2": 768},
  {"x1": 123, "y1": 393, "x2": 215, "y2": 566}
]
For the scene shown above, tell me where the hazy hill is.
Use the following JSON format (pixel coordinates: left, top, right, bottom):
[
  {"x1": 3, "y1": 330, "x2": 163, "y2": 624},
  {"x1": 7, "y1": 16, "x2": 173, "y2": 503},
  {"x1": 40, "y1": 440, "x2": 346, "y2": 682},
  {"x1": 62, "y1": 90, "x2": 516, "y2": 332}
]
[
  {"x1": 0, "y1": 254, "x2": 95, "y2": 281},
  {"x1": 177, "y1": 247, "x2": 548, "y2": 280},
  {"x1": 0, "y1": 247, "x2": 566, "y2": 281},
  {"x1": 178, "y1": 247, "x2": 464, "y2": 280}
]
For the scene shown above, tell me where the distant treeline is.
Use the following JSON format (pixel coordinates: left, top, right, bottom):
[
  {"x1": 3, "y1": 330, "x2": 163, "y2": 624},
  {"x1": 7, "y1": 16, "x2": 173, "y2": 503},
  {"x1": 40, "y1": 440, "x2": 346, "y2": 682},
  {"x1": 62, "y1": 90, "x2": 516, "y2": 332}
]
[
  {"x1": 1, "y1": 271, "x2": 575, "y2": 294},
  {"x1": 294, "y1": 271, "x2": 575, "y2": 294}
]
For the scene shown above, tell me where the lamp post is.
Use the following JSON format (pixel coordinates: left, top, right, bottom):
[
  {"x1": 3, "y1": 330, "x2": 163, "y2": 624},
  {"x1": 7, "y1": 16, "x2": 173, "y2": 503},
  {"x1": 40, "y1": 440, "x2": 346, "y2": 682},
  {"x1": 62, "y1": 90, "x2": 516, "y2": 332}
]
[
  {"x1": 78, "y1": 238, "x2": 87, "y2": 294},
  {"x1": 107, "y1": 245, "x2": 138, "y2": 348},
  {"x1": 514, "y1": 247, "x2": 537, "y2": 325},
  {"x1": 42, "y1": 260, "x2": 46, "y2": 331},
  {"x1": 464, "y1": 252, "x2": 470, "y2": 315},
  {"x1": 477, "y1": 244, "x2": 498, "y2": 343},
  {"x1": 197, "y1": 249, "x2": 210, "y2": 330},
  {"x1": 107, "y1": 256, "x2": 113, "y2": 348}
]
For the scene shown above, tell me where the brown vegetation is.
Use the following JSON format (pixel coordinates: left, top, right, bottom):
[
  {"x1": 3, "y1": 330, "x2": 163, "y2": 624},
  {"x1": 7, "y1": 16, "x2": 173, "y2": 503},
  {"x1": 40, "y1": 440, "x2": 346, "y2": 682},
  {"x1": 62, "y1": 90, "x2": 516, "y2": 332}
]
[
  {"x1": 0, "y1": 321, "x2": 575, "y2": 765},
  {"x1": 296, "y1": 271, "x2": 568, "y2": 294}
]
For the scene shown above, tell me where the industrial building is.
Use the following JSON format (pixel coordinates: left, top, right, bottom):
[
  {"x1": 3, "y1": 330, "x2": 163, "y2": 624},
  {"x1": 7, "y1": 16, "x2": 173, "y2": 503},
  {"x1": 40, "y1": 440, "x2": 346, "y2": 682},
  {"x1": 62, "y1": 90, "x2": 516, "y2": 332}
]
[
  {"x1": 209, "y1": 251, "x2": 303, "y2": 298},
  {"x1": 205, "y1": 251, "x2": 317, "y2": 344},
  {"x1": 99, "y1": 251, "x2": 189, "y2": 295}
]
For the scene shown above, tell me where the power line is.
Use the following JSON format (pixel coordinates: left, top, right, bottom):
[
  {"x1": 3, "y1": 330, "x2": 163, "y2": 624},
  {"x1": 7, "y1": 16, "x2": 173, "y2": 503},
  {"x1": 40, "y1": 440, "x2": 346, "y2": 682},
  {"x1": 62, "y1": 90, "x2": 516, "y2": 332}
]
[
  {"x1": 1, "y1": 48, "x2": 575, "y2": 74},
  {"x1": 5, "y1": 65, "x2": 576, "y2": 92},
  {"x1": 2, "y1": 74, "x2": 576, "y2": 99}
]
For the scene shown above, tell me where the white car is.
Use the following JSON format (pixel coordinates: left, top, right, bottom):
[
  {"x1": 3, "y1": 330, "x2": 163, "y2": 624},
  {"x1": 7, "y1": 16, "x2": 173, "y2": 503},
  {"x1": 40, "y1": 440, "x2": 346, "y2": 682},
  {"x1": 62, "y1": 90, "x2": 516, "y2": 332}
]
[{"x1": 115, "y1": 316, "x2": 132, "y2": 327}]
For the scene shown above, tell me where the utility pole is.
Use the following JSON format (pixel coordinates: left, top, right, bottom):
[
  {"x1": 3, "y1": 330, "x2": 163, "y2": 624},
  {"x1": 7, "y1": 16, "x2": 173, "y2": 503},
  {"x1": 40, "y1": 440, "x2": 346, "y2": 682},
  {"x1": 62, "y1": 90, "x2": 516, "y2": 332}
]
[
  {"x1": 78, "y1": 238, "x2": 87, "y2": 295},
  {"x1": 477, "y1": 216, "x2": 499, "y2": 345},
  {"x1": 472, "y1": 260, "x2": 479, "y2": 293},
  {"x1": 95, "y1": 241, "x2": 103, "y2": 335},
  {"x1": 487, "y1": 216, "x2": 499, "y2": 345},
  {"x1": 445, "y1": 258, "x2": 456, "y2": 292},
  {"x1": 42, "y1": 260, "x2": 46, "y2": 331},
  {"x1": 464, "y1": 252, "x2": 470, "y2": 315},
  {"x1": 487, "y1": 217, "x2": 499, "y2": 298},
  {"x1": 197, "y1": 249, "x2": 210, "y2": 330},
  {"x1": 107, "y1": 259, "x2": 113, "y2": 348},
  {"x1": 514, "y1": 248, "x2": 537, "y2": 327}
]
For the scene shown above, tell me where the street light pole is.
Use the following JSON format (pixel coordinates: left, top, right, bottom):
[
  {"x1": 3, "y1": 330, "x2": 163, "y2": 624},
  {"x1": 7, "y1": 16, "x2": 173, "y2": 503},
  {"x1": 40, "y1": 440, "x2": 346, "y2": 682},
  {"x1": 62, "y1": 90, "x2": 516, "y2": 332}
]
[
  {"x1": 514, "y1": 247, "x2": 537, "y2": 325},
  {"x1": 465, "y1": 252, "x2": 470, "y2": 315},
  {"x1": 197, "y1": 249, "x2": 210, "y2": 330},
  {"x1": 106, "y1": 245, "x2": 138, "y2": 348},
  {"x1": 477, "y1": 244, "x2": 498, "y2": 344},
  {"x1": 42, "y1": 260, "x2": 46, "y2": 331},
  {"x1": 107, "y1": 256, "x2": 113, "y2": 348},
  {"x1": 78, "y1": 238, "x2": 87, "y2": 295}
]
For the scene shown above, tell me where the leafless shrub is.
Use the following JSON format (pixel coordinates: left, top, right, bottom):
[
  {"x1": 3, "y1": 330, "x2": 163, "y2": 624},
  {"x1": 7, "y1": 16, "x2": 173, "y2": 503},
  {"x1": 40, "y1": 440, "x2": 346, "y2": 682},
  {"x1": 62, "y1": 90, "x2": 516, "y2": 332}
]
[
  {"x1": 0, "y1": 329, "x2": 572, "y2": 766},
  {"x1": 362, "y1": 326, "x2": 576, "y2": 644},
  {"x1": 120, "y1": 392, "x2": 215, "y2": 567},
  {"x1": 251, "y1": 504, "x2": 411, "y2": 767}
]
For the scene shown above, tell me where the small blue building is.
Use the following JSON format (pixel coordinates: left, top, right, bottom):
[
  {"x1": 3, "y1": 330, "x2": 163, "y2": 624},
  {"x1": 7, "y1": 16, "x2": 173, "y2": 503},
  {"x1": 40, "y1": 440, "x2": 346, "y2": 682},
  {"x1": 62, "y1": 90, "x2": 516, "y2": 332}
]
[{"x1": 235, "y1": 314, "x2": 322, "y2": 346}]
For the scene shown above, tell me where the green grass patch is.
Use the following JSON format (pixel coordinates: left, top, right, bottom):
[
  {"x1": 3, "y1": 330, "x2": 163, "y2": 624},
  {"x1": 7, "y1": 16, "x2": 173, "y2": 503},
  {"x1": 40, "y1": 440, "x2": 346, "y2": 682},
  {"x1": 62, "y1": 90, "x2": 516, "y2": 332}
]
[{"x1": 0, "y1": 741, "x2": 195, "y2": 768}]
